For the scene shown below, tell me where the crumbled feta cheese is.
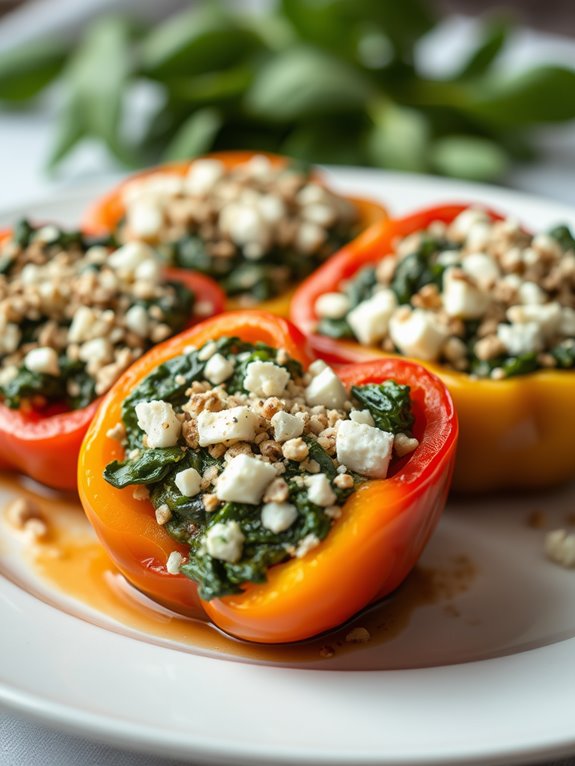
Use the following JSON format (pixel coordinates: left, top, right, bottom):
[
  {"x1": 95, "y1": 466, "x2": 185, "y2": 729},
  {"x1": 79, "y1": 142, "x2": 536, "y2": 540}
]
[
  {"x1": 205, "y1": 521, "x2": 245, "y2": 563},
  {"x1": 307, "y1": 359, "x2": 328, "y2": 377},
  {"x1": 389, "y1": 308, "x2": 446, "y2": 361},
  {"x1": 0, "y1": 324, "x2": 20, "y2": 354},
  {"x1": 559, "y1": 307, "x2": 575, "y2": 336},
  {"x1": 295, "y1": 533, "x2": 320, "y2": 558},
  {"x1": 166, "y1": 551, "x2": 183, "y2": 575},
  {"x1": 68, "y1": 306, "x2": 97, "y2": 343},
  {"x1": 135, "y1": 400, "x2": 182, "y2": 448},
  {"x1": 336, "y1": 420, "x2": 394, "y2": 479},
  {"x1": 347, "y1": 289, "x2": 397, "y2": 345},
  {"x1": 349, "y1": 409, "x2": 375, "y2": 426},
  {"x1": 394, "y1": 432, "x2": 419, "y2": 457},
  {"x1": 449, "y1": 208, "x2": 490, "y2": 241},
  {"x1": 24, "y1": 346, "x2": 60, "y2": 377},
  {"x1": 518, "y1": 281, "x2": 546, "y2": 306},
  {"x1": 127, "y1": 198, "x2": 164, "y2": 239},
  {"x1": 197, "y1": 406, "x2": 257, "y2": 446},
  {"x1": 244, "y1": 361, "x2": 290, "y2": 397},
  {"x1": 506, "y1": 302, "x2": 562, "y2": 340},
  {"x1": 296, "y1": 221, "x2": 325, "y2": 253},
  {"x1": 306, "y1": 474, "x2": 337, "y2": 507},
  {"x1": 220, "y1": 203, "x2": 268, "y2": 251},
  {"x1": 496, "y1": 322, "x2": 543, "y2": 356},
  {"x1": 216, "y1": 454, "x2": 276, "y2": 504},
  {"x1": 198, "y1": 341, "x2": 217, "y2": 361},
  {"x1": 204, "y1": 353, "x2": 234, "y2": 385},
  {"x1": 108, "y1": 241, "x2": 156, "y2": 278},
  {"x1": 315, "y1": 292, "x2": 351, "y2": 319},
  {"x1": 79, "y1": 338, "x2": 113, "y2": 365},
  {"x1": 174, "y1": 467, "x2": 202, "y2": 497},
  {"x1": 257, "y1": 194, "x2": 286, "y2": 224},
  {"x1": 442, "y1": 268, "x2": 490, "y2": 319},
  {"x1": 544, "y1": 529, "x2": 575, "y2": 568},
  {"x1": 185, "y1": 159, "x2": 224, "y2": 196},
  {"x1": 124, "y1": 304, "x2": 150, "y2": 337},
  {"x1": 271, "y1": 411, "x2": 304, "y2": 442},
  {"x1": 461, "y1": 252, "x2": 500, "y2": 288},
  {"x1": 305, "y1": 366, "x2": 347, "y2": 409},
  {"x1": 261, "y1": 502, "x2": 298, "y2": 533}
]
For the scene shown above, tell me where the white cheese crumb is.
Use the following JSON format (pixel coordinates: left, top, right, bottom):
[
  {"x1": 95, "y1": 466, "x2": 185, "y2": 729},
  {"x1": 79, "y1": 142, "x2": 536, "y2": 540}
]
[
  {"x1": 108, "y1": 241, "x2": 156, "y2": 278},
  {"x1": 197, "y1": 406, "x2": 257, "y2": 446},
  {"x1": 347, "y1": 289, "x2": 397, "y2": 345},
  {"x1": 307, "y1": 359, "x2": 328, "y2": 377},
  {"x1": 461, "y1": 252, "x2": 500, "y2": 288},
  {"x1": 205, "y1": 521, "x2": 245, "y2": 563},
  {"x1": 544, "y1": 529, "x2": 575, "y2": 568},
  {"x1": 166, "y1": 551, "x2": 183, "y2": 574},
  {"x1": 135, "y1": 400, "x2": 182, "y2": 448},
  {"x1": 336, "y1": 420, "x2": 394, "y2": 479},
  {"x1": 261, "y1": 502, "x2": 298, "y2": 533},
  {"x1": 243, "y1": 361, "x2": 290, "y2": 397},
  {"x1": 295, "y1": 533, "x2": 320, "y2": 558},
  {"x1": 216, "y1": 454, "x2": 276, "y2": 505},
  {"x1": 315, "y1": 292, "x2": 351, "y2": 319},
  {"x1": 389, "y1": 308, "x2": 446, "y2": 361},
  {"x1": 271, "y1": 410, "x2": 304, "y2": 442},
  {"x1": 127, "y1": 198, "x2": 164, "y2": 239},
  {"x1": 349, "y1": 409, "x2": 375, "y2": 426},
  {"x1": 155, "y1": 504, "x2": 172, "y2": 525},
  {"x1": 185, "y1": 159, "x2": 224, "y2": 195},
  {"x1": 68, "y1": 306, "x2": 98, "y2": 343},
  {"x1": 174, "y1": 467, "x2": 202, "y2": 497},
  {"x1": 306, "y1": 474, "x2": 337, "y2": 507},
  {"x1": 496, "y1": 322, "x2": 543, "y2": 356},
  {"x1": 305, "y1": 366, "x2": 347, "y2": 409},
  {"x1": 442, "y1": 268, "x2": 490, "y2": 319},
  {"x1": 394, "y1": 432, "x2": 419, "y2": 457},
  {"x1": 204, "y1": 353, "x2": 234, "y2": 385},
  {"x1": 124, "y1": 304, "x2": 150, "y2": 337},
  {"x1": 24, "y1": 346, "x2": 60, "y2": 377},
  {"x1": 198, "y1": 341, "x2": 217, "y2": 361}
]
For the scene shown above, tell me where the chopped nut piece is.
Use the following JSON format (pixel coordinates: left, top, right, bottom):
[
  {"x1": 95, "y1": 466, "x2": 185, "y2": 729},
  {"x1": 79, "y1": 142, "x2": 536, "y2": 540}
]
[{"x1": 345, "y1": 627, "x2": 371, "y2": 643}]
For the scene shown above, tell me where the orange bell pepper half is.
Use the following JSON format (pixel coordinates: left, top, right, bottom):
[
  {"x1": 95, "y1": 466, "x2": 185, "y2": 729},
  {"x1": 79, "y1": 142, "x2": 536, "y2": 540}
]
[
  {"x1": 290, "y1": 203, "x2": 575, "y2": 493},
  {"x1": 81, "y1": 151, "x2": 388, "y2": 317},
  {"x1": 0, "y1": 242, "x2": 225, "y2": 490},
  {"x1": 78, "y1": 311, "x2": 457, "y2": 643}
]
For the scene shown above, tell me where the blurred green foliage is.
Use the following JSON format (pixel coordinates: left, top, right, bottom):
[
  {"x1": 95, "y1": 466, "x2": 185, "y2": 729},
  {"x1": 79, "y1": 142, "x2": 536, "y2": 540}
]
[{"x1": 2, "y1": 0, "x2": 575, "y2": 181}]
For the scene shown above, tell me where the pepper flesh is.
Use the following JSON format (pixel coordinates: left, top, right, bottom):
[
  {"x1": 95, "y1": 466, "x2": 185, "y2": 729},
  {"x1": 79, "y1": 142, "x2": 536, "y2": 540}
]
[
  {"x1": 82, "y1": 150, "x2": 388, "y2": 317},
  {"x1": 78, "y1": 312, "x2": 457, "y2": 643},
  {"x1": 0, "y1": 255, "x2": 225, "y2": 490},
  {"x1": 290, "y1": 203, "x2": 575, "y2": 492}
]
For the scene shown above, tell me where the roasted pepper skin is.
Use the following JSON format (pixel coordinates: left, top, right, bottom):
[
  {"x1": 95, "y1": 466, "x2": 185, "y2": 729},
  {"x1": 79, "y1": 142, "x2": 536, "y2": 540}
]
[
  {"x1": 78, "y1": 312, "x2": 457, "y2": 643},
  {"x1": 82, "y1": 151, "x2": 388, "y2": 317},
  {"x1": 290, "y1": 203, "x2": 575, "y2": 493},
  {"x1": 0, "y1": 258, "x2": 225, "y2": 490}
]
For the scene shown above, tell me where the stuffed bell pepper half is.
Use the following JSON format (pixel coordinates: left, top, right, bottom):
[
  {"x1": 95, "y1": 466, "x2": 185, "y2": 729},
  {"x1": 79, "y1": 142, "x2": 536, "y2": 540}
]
[
  {"x1": 82, "y1": 151, "x2": 387, "y2": 315},
  {"x1": 291, "y1": 204, "x2": 575, "y2": 492},
  {"x1": 78, "y1": 311, "x2": 457, "y2": 643},
  {"x1": 0, "y1": 220, "x2": 224, "y2": 489}
]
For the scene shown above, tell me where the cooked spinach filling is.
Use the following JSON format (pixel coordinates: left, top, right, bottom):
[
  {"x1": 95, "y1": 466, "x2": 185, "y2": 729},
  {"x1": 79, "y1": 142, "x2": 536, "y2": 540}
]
[
  {"x1": 0, "y1": 221, "x2": 195, "y2": 411},
  {"x1": 104, "y1": 338, "x2": 414, "y2": 600},
  {"x1": 317, "y1": 220, "x2": 575, "y2": 378}
]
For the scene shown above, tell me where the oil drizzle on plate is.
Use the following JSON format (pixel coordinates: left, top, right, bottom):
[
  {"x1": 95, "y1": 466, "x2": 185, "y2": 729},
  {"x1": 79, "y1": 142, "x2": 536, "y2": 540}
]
[{"x1": 2, "y1": 473, "x2": 476, "y2": 667}]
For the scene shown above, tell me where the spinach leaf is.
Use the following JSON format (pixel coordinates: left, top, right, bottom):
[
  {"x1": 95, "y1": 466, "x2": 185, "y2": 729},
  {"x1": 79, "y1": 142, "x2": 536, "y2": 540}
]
[
  {"x1": 104, "y1": 447, "x2": 186, "y2": 488},
  {"x1": 471, "y1": 353, "x2": 539, "y2": 379},
  {"x1": 551, "y1": 342, "x2": 575, "y2": 369},
  {"x1": 548, "y1": 224, "x2": 575, "y2": 252},
  {"x1": 351, "y1": 381, "x2": 414, "y2": 435},
  {"x1": 390, "y1": 236, "x2": 451, "y2": 304}
]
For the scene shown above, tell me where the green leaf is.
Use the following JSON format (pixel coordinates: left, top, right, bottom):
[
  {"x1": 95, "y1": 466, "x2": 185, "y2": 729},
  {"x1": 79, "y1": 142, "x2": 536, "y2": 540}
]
[
  {"x1": 140, "y1": 6, "x2": 262, "y2": 79},
  {"x1": 367, "y1": 102, "x2": 429, "y2": 171},
  {"x1": 282, "y1": 118, "x2": 367, "y2": 165},
  {"x1": 430, "y1": 135, "x2": 509, "y2": 181},
  {"x1": 0, "y1": 40, "x2": 68, "y2": 102},
  {"x1": 548, "y1": 224, "x2": 575, "y2": 252},
  {"x1": 47, "y1": 16, "x2": 134, "y2": 168},
  {"x1": 457, "y1": 18, "x2": 510, "y2": 80},
  {"x1": 163, "y1": 65, "x2": 253, "y2": 104},
  {"x1": 245, "y1": 46, "x2": 374, "y2": 122},
  {"x1": 163, "y1": 108, "x2": 223, "y2": 161},
  {"x1": 351, "y1": 381, "x2": 414, "y2": 435},
  {"x1": 104, "y1": 447, "x2": 186, "y2": 488},
  {"x1": 466, "y1": 66, "x2": 575, "y2": 126}
]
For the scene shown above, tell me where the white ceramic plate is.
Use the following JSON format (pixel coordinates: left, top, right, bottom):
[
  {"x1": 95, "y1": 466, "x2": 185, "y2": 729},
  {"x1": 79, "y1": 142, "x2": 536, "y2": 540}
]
[{"x1": 1, "y1": 170, "x2": 575, "y2": 766}]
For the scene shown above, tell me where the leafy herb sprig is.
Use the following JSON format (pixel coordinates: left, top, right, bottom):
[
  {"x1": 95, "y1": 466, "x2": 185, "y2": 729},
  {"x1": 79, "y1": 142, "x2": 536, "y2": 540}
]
[{"x1": 3, "y1": 2, "x2": 575, "y2": 181}]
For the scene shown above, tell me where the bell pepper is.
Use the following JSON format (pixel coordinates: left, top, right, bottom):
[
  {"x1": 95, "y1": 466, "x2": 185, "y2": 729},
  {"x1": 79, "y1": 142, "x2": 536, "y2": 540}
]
[
  {"x1": 78, "y1": 311, "x2": 457, "y2": 644},
  {"x1": 0, "y1": 249, "x2": 225, "y2": 490},
  {"x1": 290, "y1": 203, "x2": 575, "y2": 493},
  {"x1": 82, "y1": 150, "x2": 388, "y2": 318}
]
